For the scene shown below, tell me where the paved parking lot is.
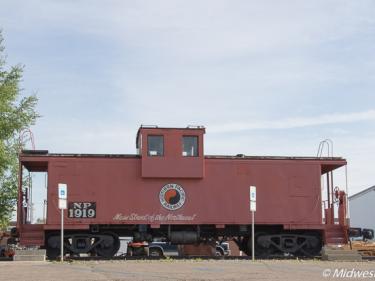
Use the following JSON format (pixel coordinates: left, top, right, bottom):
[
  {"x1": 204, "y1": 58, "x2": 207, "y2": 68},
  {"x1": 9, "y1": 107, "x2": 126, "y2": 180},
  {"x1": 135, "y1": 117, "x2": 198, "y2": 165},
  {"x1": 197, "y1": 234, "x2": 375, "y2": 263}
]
[{"x1": 1, "y1": 259, "x2": 375, "y2": 281}]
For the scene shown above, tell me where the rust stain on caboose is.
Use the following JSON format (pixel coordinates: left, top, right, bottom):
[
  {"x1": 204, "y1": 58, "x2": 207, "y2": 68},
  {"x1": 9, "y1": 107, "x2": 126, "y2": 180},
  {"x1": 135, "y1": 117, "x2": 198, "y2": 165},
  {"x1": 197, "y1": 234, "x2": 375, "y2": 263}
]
[{"x1": 16, "y1": 125, "x2": 348, "y2": 258}]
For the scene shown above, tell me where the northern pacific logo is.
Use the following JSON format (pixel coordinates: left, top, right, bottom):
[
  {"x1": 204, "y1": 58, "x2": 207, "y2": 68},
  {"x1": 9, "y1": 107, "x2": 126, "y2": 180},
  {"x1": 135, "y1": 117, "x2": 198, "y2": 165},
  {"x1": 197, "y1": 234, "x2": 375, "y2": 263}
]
[{"x1": 159, "y1": 183, "x2": 186, "y2": 211}]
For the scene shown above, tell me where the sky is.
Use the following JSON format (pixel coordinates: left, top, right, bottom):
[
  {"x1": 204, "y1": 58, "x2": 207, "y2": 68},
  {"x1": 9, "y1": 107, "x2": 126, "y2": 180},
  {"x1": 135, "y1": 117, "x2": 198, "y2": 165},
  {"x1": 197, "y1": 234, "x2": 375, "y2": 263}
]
[{"x1": 1, "y1": 0, "x2": 375, "y2": 220}]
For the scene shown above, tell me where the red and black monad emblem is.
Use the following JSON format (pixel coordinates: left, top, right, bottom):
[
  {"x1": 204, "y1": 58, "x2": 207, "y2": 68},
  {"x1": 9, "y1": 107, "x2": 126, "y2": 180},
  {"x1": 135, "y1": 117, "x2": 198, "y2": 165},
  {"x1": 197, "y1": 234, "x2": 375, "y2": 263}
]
[{"x1": 159, "y1": 183, "x2": 186, "y2": 210}]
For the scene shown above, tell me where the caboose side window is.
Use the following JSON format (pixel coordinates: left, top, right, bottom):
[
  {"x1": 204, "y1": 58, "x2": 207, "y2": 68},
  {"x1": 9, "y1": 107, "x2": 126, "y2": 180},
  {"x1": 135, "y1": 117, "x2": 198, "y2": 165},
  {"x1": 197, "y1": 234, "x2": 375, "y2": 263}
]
[
  {"x1": 148, "y1": 135, "x2": 164, "y2": 156},
  {"x1": 182, "y1": 136, "x2": 198, "y2": 157}
]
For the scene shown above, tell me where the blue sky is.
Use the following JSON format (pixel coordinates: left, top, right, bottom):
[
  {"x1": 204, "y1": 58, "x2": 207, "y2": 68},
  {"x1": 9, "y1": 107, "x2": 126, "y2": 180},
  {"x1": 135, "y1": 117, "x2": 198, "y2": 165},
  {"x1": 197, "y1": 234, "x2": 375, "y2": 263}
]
[{"x1": 1, "y1": 1, "x2": 375, "y2": 220}]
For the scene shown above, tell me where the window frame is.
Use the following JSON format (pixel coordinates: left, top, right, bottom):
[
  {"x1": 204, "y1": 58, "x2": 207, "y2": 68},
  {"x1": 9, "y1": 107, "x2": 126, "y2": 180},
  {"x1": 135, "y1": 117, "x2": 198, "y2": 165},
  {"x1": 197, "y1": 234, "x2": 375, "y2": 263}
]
[
  {"x1": 147, "y1": 135, "x2": 164, "y2": 157},
  {"x1": 182, "y1": 135, "x2": 199, "y2": 157}
]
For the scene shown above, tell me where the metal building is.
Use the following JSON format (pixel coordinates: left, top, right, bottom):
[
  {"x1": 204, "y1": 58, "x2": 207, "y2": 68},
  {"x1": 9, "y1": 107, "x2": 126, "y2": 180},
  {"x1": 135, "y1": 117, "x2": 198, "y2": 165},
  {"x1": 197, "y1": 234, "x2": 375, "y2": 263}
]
[{"x1": 349, "y1": 186, "x2": 375, "y2": 231}]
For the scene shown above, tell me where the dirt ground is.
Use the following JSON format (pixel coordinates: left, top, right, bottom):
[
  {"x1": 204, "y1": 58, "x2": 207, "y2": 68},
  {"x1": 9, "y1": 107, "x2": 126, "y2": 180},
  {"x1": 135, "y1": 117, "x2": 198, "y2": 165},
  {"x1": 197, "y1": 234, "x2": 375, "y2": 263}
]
[{"x1": 1, "y1": 259, "x2": 375, "y2": 281}]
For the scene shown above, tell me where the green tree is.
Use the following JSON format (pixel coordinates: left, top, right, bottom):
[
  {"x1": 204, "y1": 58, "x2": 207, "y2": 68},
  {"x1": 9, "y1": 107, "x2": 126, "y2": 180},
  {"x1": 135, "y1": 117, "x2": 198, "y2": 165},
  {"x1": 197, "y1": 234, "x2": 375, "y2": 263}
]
[{"x1": 0, "y1": 31, "x2": 39, "y2": 228}]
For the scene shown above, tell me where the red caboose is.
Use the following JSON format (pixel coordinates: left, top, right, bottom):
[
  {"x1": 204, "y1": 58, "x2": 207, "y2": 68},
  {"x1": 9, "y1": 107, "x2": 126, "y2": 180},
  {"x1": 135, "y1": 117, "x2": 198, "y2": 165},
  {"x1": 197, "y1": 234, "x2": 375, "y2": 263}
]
[{"x1": 15, "y1": 126, "x2": 348, "y2": 258}]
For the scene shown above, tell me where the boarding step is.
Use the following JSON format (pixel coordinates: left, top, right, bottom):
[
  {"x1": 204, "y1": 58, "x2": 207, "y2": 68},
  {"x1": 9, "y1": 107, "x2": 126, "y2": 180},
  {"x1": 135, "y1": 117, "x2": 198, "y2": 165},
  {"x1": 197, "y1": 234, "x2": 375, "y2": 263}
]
[
  {"x1": 326, "y1": 237, "x2": 346, "y2": 244},
  {"x1": 13, "y1": 249, "x2": 46, "y2": 261},
  {"x1": 19, "y1": 224, "x2": 44, "y2": 247},
  {"x1": 325, "y1": 225, "x2": 347, "y2": 245},
  {"x1": 20, "y1": 234, "x2": 44, "y2": 247},
  {"x1": 321, "y1": 247, "x2": 362, "y2": 261}
]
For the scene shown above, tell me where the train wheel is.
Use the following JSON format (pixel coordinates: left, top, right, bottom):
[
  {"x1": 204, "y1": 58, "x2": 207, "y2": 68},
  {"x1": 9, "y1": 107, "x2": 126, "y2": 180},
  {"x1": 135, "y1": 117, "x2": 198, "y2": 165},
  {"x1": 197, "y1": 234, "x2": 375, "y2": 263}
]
[
  {"x1": 46, "y1": 246, "x2": 60, "y2": 260},
  {"x1": 46, "y1": 233, "x2": 61, "y2": 259},
  {"x1": 95, "y1": 232, "x2": 120, "y2": 258},
  {"x1": 248, "y1": 232, "x2": 275, "y2": 259},
  {"x1": 297, "y1": 232, "x2": 322, "y2": 257}
]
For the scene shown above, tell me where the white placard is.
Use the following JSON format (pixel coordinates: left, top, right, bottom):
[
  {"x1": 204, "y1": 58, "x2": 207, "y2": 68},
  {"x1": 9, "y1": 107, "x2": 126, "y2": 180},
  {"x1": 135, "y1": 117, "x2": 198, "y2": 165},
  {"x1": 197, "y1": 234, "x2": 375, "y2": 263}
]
[
  {"x1": 250, "y1": 201, "x2": 256, "y2": 212},
  {"x1": 250, "y1": 185, "x2": 256, "y2": 202},
  {"x1": 58, "y1": 183, "x2": 67, "y2": 199},
  {"x1": 59, "y1": 199, "x2": 67, "y2": 209}
]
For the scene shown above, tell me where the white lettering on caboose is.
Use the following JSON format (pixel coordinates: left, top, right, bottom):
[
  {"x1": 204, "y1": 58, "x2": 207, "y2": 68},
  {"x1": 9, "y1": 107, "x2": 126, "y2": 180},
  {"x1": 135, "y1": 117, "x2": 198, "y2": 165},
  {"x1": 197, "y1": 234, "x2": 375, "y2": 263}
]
[{"x1": 112, "y1": 213, "x2": 197, "y2": 222}]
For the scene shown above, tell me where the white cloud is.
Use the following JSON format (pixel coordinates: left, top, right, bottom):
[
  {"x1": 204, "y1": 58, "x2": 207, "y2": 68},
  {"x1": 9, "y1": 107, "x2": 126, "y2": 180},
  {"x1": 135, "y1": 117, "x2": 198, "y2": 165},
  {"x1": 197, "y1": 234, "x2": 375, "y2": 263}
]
[
  {"x1": 3, "y1": 1, "x2": 375, "y2": 58},
  {"x1": 1, "y1": 0, "x2": 375, "y2": 196},
  {"x1": 209, "y1": 110, "x2": 375, "y2": 133}
]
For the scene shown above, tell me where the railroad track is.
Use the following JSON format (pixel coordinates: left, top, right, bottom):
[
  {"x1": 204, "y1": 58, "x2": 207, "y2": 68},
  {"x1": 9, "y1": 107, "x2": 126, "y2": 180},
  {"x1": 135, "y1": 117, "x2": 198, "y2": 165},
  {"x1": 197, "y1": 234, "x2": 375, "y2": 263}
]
[
  {"x1": 52, "y1": 255, "x2": 320, "y2": 262},
  {"x1": 2, "y1": 255, "x2": 374, "y2": 261}
]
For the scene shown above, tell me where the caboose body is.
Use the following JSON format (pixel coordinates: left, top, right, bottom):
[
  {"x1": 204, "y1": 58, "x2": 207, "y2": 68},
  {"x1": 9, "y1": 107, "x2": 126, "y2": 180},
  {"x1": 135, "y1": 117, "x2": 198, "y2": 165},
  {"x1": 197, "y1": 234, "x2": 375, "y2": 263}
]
[{"x1": 16, "y1": 126, "x2": 348, "y2": 258}]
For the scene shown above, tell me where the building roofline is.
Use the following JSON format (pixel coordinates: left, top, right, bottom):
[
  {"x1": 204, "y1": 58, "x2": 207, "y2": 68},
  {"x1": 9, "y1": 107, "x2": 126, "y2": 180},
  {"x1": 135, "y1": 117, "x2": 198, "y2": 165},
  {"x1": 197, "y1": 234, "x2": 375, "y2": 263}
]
[{"x1": 349, "y1": 185, "x2": 375, "y2": 200}]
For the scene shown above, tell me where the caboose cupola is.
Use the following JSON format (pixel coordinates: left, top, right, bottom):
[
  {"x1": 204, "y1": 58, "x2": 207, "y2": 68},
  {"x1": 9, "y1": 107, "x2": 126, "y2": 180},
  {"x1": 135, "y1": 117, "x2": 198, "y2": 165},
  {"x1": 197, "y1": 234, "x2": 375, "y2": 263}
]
[{"x1": 136, "y1": 125, "x2": 205, "y2": 178}]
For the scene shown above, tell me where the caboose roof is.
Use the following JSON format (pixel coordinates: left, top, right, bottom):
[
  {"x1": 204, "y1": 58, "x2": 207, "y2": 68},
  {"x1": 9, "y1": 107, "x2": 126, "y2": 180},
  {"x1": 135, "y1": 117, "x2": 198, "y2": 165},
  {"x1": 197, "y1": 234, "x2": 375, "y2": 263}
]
[
  {"x1": 20, "y1": 150, "x2": 346, "y2": 174},
  {"x1": 20, "y1": 150, "x2": 344, "y2": 161}
]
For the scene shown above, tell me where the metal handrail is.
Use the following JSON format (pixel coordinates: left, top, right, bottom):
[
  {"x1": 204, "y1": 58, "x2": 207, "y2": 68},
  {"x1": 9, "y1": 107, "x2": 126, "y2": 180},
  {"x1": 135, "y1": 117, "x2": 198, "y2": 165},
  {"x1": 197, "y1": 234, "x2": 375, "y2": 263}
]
[{"x1": 317, "y1": 138, "x2": 334, "y2": 157}]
